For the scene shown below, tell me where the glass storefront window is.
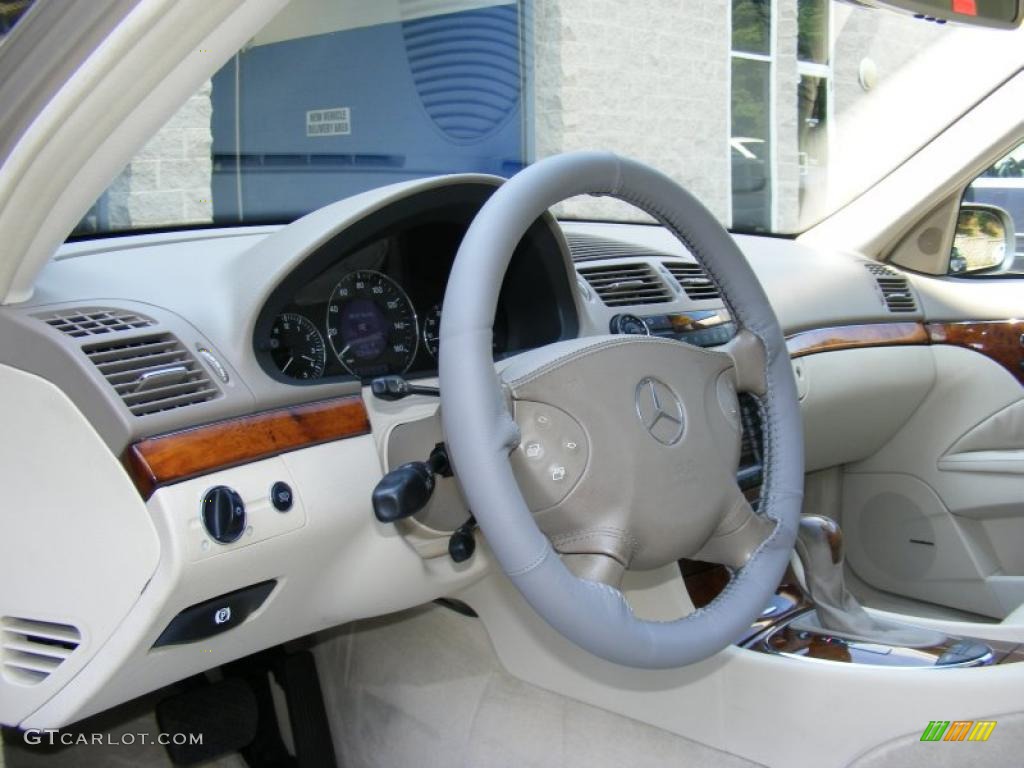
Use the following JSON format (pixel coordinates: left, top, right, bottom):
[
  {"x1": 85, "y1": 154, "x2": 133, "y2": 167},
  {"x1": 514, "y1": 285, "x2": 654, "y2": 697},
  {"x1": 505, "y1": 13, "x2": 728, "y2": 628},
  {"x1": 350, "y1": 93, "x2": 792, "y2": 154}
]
[
  {"x1": 733, "y1": 0, "x2": 772, "y2": 55},
  {"x1": 732, "y1": 57, "x2": 773, "y2": 231}
]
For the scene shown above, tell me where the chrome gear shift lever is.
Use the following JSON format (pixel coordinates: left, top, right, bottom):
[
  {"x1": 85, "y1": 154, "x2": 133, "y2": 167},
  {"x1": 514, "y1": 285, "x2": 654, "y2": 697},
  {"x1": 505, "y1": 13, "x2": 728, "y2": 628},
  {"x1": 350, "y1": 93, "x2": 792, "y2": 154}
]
[{"x1": 792, "y1": 515, "x2": 947, "y2": 647}]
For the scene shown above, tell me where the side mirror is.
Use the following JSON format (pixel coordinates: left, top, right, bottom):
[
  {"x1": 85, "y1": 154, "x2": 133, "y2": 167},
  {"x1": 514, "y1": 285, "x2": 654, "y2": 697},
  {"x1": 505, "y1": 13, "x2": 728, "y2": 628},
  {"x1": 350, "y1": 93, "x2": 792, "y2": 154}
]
[{"x1": 949, "y1": 204, "x2": 1015, "y2": 275}]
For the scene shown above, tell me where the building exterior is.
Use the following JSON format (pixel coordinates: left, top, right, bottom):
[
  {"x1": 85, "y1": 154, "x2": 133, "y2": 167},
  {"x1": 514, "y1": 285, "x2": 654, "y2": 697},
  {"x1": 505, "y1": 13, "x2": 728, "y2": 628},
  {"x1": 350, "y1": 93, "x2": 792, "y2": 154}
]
[{"x1": 80, "y1": 0, "x2": 951, "y2": 235}]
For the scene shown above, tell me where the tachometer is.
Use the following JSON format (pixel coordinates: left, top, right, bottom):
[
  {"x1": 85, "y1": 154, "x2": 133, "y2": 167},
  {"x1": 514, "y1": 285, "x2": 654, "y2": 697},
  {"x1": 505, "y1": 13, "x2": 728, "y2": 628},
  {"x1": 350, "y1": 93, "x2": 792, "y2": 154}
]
[
  {"x1": 269, "y1": 313, "x2": 326, "y2": 380},
  {"x1": 421, "y1": 303, "x2": 509, "y2": 359},
  {"x1": 326, "y1": 270, "x2": 418, "y2": 377},
  {"x1": 422, "y1": 303, "x2": 441, "y2": 358}
]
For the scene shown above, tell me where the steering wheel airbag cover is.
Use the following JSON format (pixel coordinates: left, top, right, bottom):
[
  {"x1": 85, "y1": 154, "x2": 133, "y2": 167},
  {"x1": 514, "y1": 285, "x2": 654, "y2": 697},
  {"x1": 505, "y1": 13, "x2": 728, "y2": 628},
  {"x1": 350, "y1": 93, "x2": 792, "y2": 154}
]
[{"x1": 439, "y1": 151, "x2": 803, "y2": 668}]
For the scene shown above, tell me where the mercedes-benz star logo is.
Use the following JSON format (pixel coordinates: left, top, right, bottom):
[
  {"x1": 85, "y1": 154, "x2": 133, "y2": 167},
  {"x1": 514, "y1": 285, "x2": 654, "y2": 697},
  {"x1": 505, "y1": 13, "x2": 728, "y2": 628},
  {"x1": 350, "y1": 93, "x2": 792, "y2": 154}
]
[{"x1": 634, "y1": 377, "x2": 685, "y2": 446}]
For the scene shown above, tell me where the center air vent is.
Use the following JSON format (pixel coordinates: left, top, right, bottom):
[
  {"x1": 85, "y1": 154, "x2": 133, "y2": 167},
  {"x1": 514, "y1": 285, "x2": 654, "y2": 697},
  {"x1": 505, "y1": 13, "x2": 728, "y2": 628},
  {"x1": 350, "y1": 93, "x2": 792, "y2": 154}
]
[
  {"x1": 37, "y1": 307, "x2": 154, "y2": 338},
  {"x1": 664, "y1": 261, "x2": 721, "y2": 301},
  {"x1": 83, "y1": 333, "x2": 219, "y2": 416},
  {"x1": 576, "y1": 263, "x2": 673, "y2": 307},
  {"x1": 864, "y1": 263, "x2": 918, "y2": 313},
  {"x1": 564, "y1": 232, "x2": 664, "y2": 262},
  {"x1": 1, "y1": 617, "x2": 81, "y2": 685}
]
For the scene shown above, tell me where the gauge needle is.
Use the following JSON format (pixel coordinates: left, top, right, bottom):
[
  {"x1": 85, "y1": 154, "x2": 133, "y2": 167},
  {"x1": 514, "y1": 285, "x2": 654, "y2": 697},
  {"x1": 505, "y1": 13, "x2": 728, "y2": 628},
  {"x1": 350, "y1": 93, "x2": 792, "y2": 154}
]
[
  {"x1": 301, "y1": 355, "x2": 315, "y2": 363},
  {"x1": 282, "y1": 357, "x2": 293, "y2": 373}
]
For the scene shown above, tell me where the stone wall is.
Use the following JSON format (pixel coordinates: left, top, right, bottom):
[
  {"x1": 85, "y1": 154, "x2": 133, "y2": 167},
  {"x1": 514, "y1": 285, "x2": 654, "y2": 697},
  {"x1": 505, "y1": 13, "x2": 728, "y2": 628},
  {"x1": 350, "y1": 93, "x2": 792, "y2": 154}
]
[
  {"x1": 774, "y1": 0, "x2": 802, "y2": 232},
  {"x1": 531, "y1": 0, "x2": 731, "y2": 224},
  {"x1": 103, "y1": 81, "x2": 214, "y2": 230}
]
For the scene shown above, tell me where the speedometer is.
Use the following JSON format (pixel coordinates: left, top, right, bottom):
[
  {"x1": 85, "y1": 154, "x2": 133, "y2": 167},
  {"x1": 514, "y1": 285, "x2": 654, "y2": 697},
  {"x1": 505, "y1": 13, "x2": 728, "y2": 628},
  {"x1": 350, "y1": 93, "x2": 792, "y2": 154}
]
[{"x1": 326, "y1": 270, "x2": 418, "y2": 377}]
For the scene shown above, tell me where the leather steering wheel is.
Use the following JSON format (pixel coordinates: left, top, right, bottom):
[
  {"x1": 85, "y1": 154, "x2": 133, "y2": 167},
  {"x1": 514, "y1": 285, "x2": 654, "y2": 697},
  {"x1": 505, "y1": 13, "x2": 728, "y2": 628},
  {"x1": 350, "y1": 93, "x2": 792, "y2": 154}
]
[{"x1": 438, "y1": 152, "x2": 804, "y2": 668}]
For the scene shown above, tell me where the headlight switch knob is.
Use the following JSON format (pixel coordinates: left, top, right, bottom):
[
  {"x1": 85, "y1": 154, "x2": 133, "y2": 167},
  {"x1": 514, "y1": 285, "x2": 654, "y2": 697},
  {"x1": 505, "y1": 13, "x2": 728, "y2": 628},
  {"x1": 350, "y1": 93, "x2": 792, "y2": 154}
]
[{"x1": 202, "y1": 486, "x2": 246, "y2": 544}]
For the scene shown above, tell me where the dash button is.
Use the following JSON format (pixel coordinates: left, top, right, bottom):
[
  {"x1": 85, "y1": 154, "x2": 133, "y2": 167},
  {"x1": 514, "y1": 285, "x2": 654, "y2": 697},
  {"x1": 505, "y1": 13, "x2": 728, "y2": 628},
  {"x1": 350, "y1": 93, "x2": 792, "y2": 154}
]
[{"x1": 271, "y1": 481, "x2": 293, "y2": 512}]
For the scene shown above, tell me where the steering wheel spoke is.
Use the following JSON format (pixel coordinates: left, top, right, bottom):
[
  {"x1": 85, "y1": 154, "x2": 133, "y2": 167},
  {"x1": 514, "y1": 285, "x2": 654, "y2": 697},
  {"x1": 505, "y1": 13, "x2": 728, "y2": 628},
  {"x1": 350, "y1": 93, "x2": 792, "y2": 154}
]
[
  {"x1": 692, "y1": 485, "x2": 775, "y2": 568},
  {"x1": 723, "y1": 328, "x2": 768, "y2": 396},
  {"x1": 561, "y1": 552, "x2": 626, "y2": 588}
]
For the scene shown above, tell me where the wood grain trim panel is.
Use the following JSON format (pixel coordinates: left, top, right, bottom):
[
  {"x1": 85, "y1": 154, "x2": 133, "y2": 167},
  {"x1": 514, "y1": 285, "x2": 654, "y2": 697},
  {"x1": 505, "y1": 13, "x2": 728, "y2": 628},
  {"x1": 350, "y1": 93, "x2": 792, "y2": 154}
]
[
  {"x1": 927, "y1": 320, "x2": 1024, "y2": 387},
  {"x1": 786, "y1": 322, "x2": 929, "y2": 359},
  {"x1": 124, "y1": 396, "x2": 370, "y2": 498}
]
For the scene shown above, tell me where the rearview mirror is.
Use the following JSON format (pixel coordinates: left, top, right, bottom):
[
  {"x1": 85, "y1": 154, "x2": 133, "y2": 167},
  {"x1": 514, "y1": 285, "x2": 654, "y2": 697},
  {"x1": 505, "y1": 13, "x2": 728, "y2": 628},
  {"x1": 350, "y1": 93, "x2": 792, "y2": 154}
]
[
  {"x1": 949, "y1": 204, "x2": 1015, "y2": 274},
  {"x1": 848, "y1": 0, "x2": 1023, "y2": 28}
]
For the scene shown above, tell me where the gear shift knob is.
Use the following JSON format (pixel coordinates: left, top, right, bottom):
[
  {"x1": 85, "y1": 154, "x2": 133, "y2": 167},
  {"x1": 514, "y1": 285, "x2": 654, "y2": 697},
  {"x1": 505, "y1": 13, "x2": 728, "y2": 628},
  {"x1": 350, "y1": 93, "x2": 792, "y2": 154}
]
[
  {"x1": 793, "y1": 515, "x2": 947, "y2": 647},
  {"x1": 796, "y1": 515, "x2": 844, "y2": 570}
]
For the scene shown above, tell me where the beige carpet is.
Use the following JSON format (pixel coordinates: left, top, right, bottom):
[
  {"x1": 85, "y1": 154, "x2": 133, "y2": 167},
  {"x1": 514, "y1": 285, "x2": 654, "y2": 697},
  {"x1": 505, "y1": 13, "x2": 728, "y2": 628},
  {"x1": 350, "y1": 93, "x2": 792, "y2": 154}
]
[
  {"x1": 4, "y1": 603, "x2": 762, "y2": 767},
  {"x1": 314, "y1": 603, "x2": 762, "y2": 768}
]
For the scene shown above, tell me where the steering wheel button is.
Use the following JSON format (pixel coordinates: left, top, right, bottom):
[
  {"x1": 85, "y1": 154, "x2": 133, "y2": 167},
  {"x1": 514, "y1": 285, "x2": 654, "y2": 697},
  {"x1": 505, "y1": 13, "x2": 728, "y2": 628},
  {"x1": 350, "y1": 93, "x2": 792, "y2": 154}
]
[
  {"x1": 525, "y1": 442, "x2": 544, "y2": 459},
  {"x1": 535, "y1": 413, "x2": 551, "y2": 429},
  {"x1": 550, "y1": 465, "x2": 567, "y2": 482}
]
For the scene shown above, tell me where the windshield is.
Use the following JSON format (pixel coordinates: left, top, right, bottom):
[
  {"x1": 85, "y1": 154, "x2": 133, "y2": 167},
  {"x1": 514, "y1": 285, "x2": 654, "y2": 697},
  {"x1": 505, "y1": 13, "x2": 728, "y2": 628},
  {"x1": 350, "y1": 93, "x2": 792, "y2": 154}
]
[{"x1": 72, "y1": 0, "x2": 1023, "y2": 238}]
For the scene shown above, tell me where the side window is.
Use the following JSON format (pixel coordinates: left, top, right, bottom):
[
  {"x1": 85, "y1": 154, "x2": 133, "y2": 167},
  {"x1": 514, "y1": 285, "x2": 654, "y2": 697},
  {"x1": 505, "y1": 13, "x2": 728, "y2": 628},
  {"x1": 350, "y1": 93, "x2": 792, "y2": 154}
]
[{"x1": 951, "y1": 142, "x2": 1024, "y2": 276}]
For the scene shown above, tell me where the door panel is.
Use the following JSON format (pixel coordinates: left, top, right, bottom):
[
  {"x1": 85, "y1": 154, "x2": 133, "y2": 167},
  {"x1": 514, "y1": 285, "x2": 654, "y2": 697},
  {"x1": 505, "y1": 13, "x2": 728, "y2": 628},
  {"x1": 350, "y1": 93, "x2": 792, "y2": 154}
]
[{"x1": 844, "y1": 343, "x2": 1024, "y2": 619}]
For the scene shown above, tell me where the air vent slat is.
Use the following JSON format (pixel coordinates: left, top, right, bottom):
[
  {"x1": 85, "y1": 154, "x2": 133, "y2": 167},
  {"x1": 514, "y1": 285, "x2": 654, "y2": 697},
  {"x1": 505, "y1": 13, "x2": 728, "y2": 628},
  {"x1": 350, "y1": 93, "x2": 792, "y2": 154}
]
[
  {"x1": 3, "y1": 652, "x2": 64, "y2": 675},
  {"x1": 583, "y1": 277, "x2": 664, "y2": 285},
  {"x1": 664, "y1": 262, "x2": 722, "y2": 301},
  {"x1": 127, "y1": 388, "x2": 222, "y2": 417},
  {"x1": 1, "y1": 618, "x2": 80, "y2": 643},
  {"x1": 1, "y1": 617, "x2": 81, "y2": 685},
  {"x1": 35, "y1": 307, "x2": 154, "y2": 338},
  {"x1": 107, "y1": 363, "x2": 202, "y2": 389},
  {"x1": 83, "y1": 332, "x2": 219, "y2": 417},
  {"x1": 864, "y1": 263, "x2": 918, "y2": 313},
  {"x1": 109, "y1": 365, "x2": 201, "y2": 389},
  {"x1": 2, "y1": 664, "x2": 49, "y2": 685},
  {"x1": 85, "y1": 338, "x2": 181, "y2": 361},
  {"x1": 118, "y1": 379, "x2": 217, "y2": 406},
  {"x1": 1, "y1": 638, "x2": 74, "y2": 661},
  {"x1": 94, "y1": 352, "x2": 192, "y2": 376},
  {"x1": 564, "y1": 232, "x2": 665, "y2": 262},
  {"x1": 576, "y1": 263, "x2": 673, "y2": 307}
]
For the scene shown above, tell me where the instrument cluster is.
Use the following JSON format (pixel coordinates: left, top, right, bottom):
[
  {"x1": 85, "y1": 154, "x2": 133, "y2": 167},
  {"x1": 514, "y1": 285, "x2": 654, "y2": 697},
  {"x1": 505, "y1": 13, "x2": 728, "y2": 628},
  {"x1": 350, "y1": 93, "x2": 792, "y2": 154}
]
[{"x1": 256, "y1": 205, "x2": 556, "y2": 385}]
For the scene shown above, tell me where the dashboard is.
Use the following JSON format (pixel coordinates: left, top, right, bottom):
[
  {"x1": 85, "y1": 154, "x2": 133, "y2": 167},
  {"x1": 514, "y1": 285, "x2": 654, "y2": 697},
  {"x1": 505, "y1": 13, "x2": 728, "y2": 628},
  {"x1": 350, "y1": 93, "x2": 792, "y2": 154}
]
[
  {"x1": 13, "y1": 169, "x2": 1017, "y2": 733},
  {"x1": 253, "y1": 184, "x2": 578, "y2": 384}
]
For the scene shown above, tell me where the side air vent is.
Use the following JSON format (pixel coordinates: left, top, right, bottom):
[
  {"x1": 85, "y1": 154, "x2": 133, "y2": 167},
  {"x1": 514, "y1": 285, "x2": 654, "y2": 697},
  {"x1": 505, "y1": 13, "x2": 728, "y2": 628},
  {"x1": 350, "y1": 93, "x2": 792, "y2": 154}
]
[
  {"x1": 576, "y1": 263, "x2": 673, "y2": 307},
  {"x1": 864, "y1": 263, "x2": 918, "y2": 312},
  {"x1": 664, "y1": 261, "x2": 721, "y2": 301},
  {"x1": 1, "y1": 617, "x2": 81, "y2": 685},
  {"x1": 37, "y1": 307, "x2": 154, "y2": 338},
  {"x1": 83, "y1": 333, "x2": 219, "y2": 416}
]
